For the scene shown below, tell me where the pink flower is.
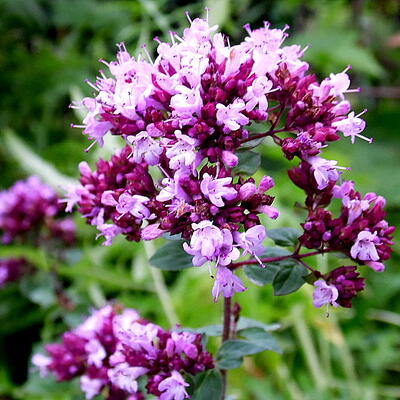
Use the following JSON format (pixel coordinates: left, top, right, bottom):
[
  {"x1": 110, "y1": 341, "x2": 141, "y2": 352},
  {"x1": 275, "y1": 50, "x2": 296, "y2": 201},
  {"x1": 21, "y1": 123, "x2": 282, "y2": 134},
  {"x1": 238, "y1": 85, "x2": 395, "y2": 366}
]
[
  {"x1": 183, "y1": 221, "x2": 224, "y2": 266},
  {"x1": 313, "y1": 279, "x2": 339, "y2": 308},
  {"x1": 32, "y1": 354, "x2": 51, "y2": 377},
  {"x1": 156, "y1": 171, "x2": 190, "y2": 203},
  {"x1": 212, "y1": 266, "x2": 247, "y2": 302},
  {"x1": 127, "y1": 131, "x2": 163, "y2": 166},
  {"x1": 200, "y1": 173, "x2": 237, "y2": 207},
  {"x1": 244, "y1": 76, "x2": 273, "y2": 112},
  {"x1": 350, "y1": 231, "x2": 380, "y2": 261},
  {"x1": 96, "y1": 223, "x2": 124, "y2": 246},
  {"x1": 85, "y1": 339, "x2": 106, "y2": 368},
  {"x1": 244, "y1": 22, "x2": 287, "y2": 53},
  {"x1": 343, "y1": 197, "x2": 370, "y2": 225},
  {"x1": 158, "y1": 371, "x2": 190, "y2": 400},
  {"x1": 234, "y1": 225, "x2": 266, "y2": 257},
  {"x1": 166, "y1": 131, "x2": 199, "y2": 171},
  {"x1": 108, "y1": 363, "x2": 148, "y2": 394},
  {"x1": 170, "y1": 85, "x2": 203, "y2": 117},
  {"x1": 307, "y1": 156, "x2": 347, "y2": 190},
  {"x1": 101, "y1": 191, "x2": 153, "y2": 221},
  {"x1": 366, "y1": 261, "x2": 385, "y2": 272},
  {"x1": 333, "y1": 110, "x2": 371, "y2": 143},
  {"x1": 80, "y1": 375, "x2": 104, "y2": 400},
  {"x1": 216, "y1": 101, "x2": 249, "y2": 131}
]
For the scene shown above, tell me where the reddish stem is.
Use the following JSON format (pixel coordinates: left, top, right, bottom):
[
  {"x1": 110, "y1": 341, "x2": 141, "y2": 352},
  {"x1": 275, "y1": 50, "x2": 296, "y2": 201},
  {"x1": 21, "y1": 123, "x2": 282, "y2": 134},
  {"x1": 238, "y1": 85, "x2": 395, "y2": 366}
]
[{"x1": 230, "y1": 249, "x2": 331, "y2": 270}]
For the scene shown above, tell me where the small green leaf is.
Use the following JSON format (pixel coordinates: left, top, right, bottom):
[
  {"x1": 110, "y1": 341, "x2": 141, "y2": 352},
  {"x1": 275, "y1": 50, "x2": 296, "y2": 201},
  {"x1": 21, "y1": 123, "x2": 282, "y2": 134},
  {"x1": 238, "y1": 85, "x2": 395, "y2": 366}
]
[
  {"x1": 273, "y1": 263, "x2": 308, "y2": 296},
  {"x1": 194, "y1": 324, "x2": 223, "y2": 337},
  {"x1": 236, "y1": 317, "x2": 280, "y2": 332},
  {"x1": 191, "y1": 370, "x2": 223, "y2": 400},
  {"x1": 244, "y1": 264, "x2": 280, "y2": 286},
  {"x1": 244, "y1": 247, "x2": 293, "y2": 286},
  {"x1": 239, "y1": 327, "x2": 282, "y2": 354},
  {"x1": 149, "y1": 240, "x2": 193, "y2": 270},
  {"x1": 218, "y1": 339, "x2": 266, "y2": 359},
  {"x1": 217, "y1": 326, "x2": 281, "y2": 369},
  {"x1": 217, "y1": 355, "x2": 244, "y2": 370},
  {"x1": 233, "y1": 151, "x2": 261, "y2": 175},
  {"x1": 267, "y1": 228, "x2": 301, "y2": 247}
]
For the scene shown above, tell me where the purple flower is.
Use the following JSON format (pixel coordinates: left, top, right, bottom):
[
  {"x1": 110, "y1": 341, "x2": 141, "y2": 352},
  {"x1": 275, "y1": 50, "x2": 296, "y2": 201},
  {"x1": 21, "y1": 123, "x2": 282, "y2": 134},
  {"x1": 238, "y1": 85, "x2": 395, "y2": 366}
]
[
  {"x1": 200, "y1": 173, "x2": 237, "y2": 207},
  {"x1": 216, "y1": 101, "x2": 249, "y2": 131},
  {"x1": 34, "y1": 305, "x2": 214, "y2": 399},
  {"x1": 96, "y1": 224, "x2": 124, "y2": 246},
  {"x1": 102, "y1": 191, "x2": 153, "y2": 221},
  {"x1": 156, "y1": 171, "x2": 191, "y2": 203},
  {"x1": 212, "y1": 266, "x2": 247, "y2": 302},
  {"x1": 343, "y1": 197, "x2": 370, "y2": 225},
  {"x1": 350, "y1": 231, "x2": 380, "y2": 261},
  {"x1": 183, "y1": 221, "x2": 224, "y2": 266},
  {"x1": 307, "y1": 156, "x2": 347, "y2": 190},
  {"x1": 333, "y1": 110, "x2": 371, "y2": 143},
  {"x1": 165, "y1": 131, "x2": 199, "y2": 171},
  {"x1": 0, "y1": 258, "x2": 32, "y2": 287},
  {"x1": 127, "y1": 131, "x2": 163, "y2": 166},
  {"x1": 158, "y1": 371, "x2": 190, "y2": 400},
  {"x1": 325, "y1": 266, "x2": 365, "y2": 308},
  {"x1": 170, "y1": 85, "x2": 203, "y2": 117},
  {"x1": 0, "y1": 176, "x2": 74, "y2": 245},
  {"x1": 313, "y1": 279, "x2": 339, "y2": 308},
  {"x1": 234, "y1": 225, "x2": 266, "y2": 258},
  {"x1": 108, "y1": 363, "x2": 148, "y2": 394},
  {"x1": 244, "y1": 76, "x2": 273, "y2": 112},
  {"x1": 80, "y1": 375, "x2": 105, "y2": 400},
  {"x1": 32, "y1": 354, "x2": 51, "y2": 377},
  {"x1": 85, "y1": 339, "x2": 106, "y2": 368}
]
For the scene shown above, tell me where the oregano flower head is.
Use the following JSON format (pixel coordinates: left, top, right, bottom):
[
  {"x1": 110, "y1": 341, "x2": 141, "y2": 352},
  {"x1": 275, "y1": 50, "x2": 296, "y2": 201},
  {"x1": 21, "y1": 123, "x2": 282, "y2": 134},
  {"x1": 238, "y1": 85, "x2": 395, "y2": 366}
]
[{"x1": 66, "y1": 14, "x2": 394, "y2": 307}]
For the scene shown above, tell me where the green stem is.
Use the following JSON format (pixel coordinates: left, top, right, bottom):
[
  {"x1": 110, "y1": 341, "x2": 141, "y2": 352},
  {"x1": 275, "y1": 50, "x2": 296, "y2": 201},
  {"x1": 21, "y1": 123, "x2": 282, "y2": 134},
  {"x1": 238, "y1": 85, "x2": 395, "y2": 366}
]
[
  {"x1": 220, "y1": 296, "x2": 232, "y2": 400},
  {"x1": 143, "y1": 241, "x2": 179, "y2": 327}
]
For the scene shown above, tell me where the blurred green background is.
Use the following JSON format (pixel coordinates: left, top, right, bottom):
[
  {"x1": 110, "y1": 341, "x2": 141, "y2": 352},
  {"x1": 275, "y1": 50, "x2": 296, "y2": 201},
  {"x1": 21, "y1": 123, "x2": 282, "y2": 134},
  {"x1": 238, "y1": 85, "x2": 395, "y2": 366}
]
[{"x1": 0, "y1": 0, "x2": 399, "y2": 399}]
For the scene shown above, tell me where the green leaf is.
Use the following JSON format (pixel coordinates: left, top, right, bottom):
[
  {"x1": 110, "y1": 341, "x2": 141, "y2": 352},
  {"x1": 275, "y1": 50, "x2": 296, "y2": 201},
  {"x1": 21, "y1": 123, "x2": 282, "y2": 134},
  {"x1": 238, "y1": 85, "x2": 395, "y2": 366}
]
[
  {"x1": 149, "y1": 240, "x2": 193, "y2": 271},
  {"x1": 233, "y1": 151, "x2": 261, "y2": 175},
  {"x1": 236, "y1": 317, "x2": 280, "y2": 332},
  {"x1": 194, "y1": 324, "x2": 223, "y2": 337},
  {"x1": 217, "y1": 354, "x2": 244, "y2": 370},
  {"x1": 217, "y1": 339, "x2": 271, "y2": 370},
  {"x1": 272, "y1": 263, "x2": 308, "y2": 296},
  {"x1": 217, "y1": 326, "x2": 281, "y2": 369},
  {"x1": 244, "y1": 264, "x2": 280, "y2": 286},
  {"x1": 191, "y1": 370, "x2": 223, "y2": 400},
  {"x1": 244, "y1": 247, "x2": 294, "y2": 286},
  {"x1": 267, "y1": 228, "x2": 301, "y2": 247},
  {"x1": 2, "y1": 129, "x2": 77, "y2": 190},
  {"x1": 239, "y1": 327, "x2": 282, "y2": 354}
]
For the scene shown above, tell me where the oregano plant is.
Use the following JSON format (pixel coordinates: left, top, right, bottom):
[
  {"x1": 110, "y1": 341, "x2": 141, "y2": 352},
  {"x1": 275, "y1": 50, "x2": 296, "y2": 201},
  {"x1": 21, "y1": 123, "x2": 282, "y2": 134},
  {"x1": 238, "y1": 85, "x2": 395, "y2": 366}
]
[{"x1": 32, "y1": 12, "x2": 395, "y2": 400}]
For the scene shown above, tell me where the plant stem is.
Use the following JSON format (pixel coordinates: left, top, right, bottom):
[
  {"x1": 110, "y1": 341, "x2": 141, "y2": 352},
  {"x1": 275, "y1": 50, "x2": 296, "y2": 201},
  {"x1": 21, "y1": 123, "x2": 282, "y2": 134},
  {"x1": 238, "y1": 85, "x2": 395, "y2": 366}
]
[
  {"x1": 230, "y1": 249, "x2": 332, "y2": 270},
  {"x1": 143, "y1": 241, "x2": 179, "y2": 327},
  {"x1": 221, "y1": 296, "x2": 232, "y2": 400}
]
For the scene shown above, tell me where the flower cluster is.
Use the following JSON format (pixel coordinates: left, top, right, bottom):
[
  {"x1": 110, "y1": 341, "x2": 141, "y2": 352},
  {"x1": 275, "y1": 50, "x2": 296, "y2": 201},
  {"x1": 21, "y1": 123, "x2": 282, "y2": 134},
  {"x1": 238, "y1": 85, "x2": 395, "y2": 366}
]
[
  {"x1": 0, "y1": 176, "x2": 75, "y2": 246},
  {"x1": 289, "y1": 162, "x2": 394, "y2": 307},
  {"x1": 33, "y1": 305, "x2": 213, "y2": 400},
  {"x1": 67, "y1": 15, "x2": 393, "y2": 306},
  {"x1": 0, "y1": 258, "x2": 33, "y2": 287}
]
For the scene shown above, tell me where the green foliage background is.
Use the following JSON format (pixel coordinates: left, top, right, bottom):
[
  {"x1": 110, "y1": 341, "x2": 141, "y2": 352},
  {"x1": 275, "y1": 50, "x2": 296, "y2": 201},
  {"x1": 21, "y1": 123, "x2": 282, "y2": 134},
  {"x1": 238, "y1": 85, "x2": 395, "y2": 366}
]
[{"x1": 0, "y1": 0, "x2": 399, "y2": 399}]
